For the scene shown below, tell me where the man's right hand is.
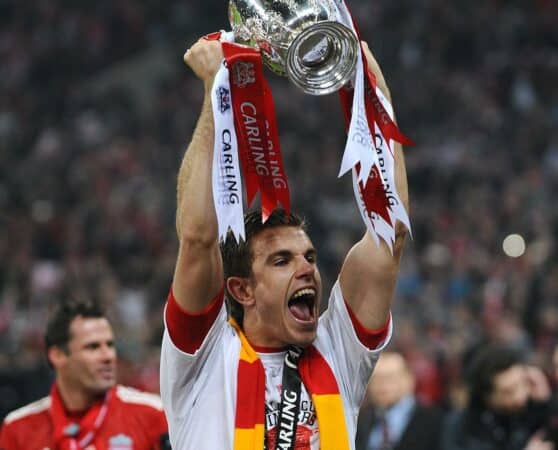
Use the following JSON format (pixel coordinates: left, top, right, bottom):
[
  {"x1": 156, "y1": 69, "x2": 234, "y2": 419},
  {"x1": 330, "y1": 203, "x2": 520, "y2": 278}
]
[
  {"x1": 524, "y1": 431, "x2": 554, "y2": 450},
  {"x1": 184, "y1": 38, "x2": 224, "y2": 90},
  {"x1": 526, "y1": 366, "x2": 552, "y2": 402}
]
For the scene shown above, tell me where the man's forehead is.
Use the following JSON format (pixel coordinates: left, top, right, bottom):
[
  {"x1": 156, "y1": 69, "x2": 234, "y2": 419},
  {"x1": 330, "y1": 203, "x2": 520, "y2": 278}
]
[
  {"x1": 69, "y1": 316, "x2": 113, "y2": 342},
  {"x1": 251, "y1": 226, "x2": 313, "y2": 254},
  {"x1": 375, "y1": 353, "x2": 407, "y2": 375}
]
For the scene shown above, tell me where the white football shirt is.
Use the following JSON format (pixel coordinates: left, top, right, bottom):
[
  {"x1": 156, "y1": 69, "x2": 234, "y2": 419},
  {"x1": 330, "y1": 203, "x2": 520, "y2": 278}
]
[{"x1": 160, "y1": 281, "x2": 392, "y2": 450}]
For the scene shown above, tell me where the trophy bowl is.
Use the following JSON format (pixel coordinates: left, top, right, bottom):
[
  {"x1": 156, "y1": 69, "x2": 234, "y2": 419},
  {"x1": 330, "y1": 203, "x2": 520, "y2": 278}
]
[{"x1": 229, "y1": 0, "x2": 358, "y2": 96}]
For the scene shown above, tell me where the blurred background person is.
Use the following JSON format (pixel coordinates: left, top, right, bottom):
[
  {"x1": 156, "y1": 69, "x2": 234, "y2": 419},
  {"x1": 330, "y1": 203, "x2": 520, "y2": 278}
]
[
  {"x1": 356, "y1": 351, "x2": 443, "y2": 450},
  {"x1": 442, "y1": 344, "x2": 553, "y2": 450},
  {"x1": 0, "y1": 300, "x2": 169, "y2": 449},
  {"x1": 544, "y1": 344, "x2": 558, "y2": 446}
]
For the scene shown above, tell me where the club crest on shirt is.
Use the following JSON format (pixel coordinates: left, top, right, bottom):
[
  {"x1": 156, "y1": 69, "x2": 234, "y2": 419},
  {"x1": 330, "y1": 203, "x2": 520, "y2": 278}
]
[
  {"x1": 63, "y1": 423, "x2": 80, "y2": 436},
  {"x1": 218, "y1": 87, "x2": 231, "y2": 113},
  {"x1": 232, "y1": 61, "x2": 256, "y2": 88},
  {"x1": 108, "y1": 433, "x2": 133, "y2": 450}
]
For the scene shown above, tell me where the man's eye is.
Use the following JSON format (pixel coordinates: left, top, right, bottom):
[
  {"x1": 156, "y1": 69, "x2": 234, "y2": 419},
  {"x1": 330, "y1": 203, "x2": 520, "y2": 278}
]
[{"x1": 274, "y1": 259, "x2": 287, "y2": 266}]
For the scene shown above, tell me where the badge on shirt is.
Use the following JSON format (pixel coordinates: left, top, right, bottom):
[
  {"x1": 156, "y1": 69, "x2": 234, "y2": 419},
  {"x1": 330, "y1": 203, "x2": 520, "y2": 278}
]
[
  {"x1": 63, "y1": 423, "x2": 80, "y2": 436},
  {"x1": 108, "y1": 434, "x2": 133, "y2": 450}
]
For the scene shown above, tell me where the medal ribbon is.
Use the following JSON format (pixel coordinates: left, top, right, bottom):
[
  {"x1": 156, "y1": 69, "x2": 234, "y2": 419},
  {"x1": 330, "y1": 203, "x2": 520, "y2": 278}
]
[{"x1": 265, "y1": 346, "x2": 303, "y2": 450}]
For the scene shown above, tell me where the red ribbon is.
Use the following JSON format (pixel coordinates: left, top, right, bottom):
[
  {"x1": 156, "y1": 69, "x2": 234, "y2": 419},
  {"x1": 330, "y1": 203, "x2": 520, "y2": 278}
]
[
  {"x1": 337, "y1": 3, "x2": 413, "y2": 226},
  {"x1": 340, "y1": 4, "x2": 414, "y2": 147},
  {"x1": 356, "y1": 164, "x2": 392, "y2": 226},
  {"x1": 204, "y1": 32, "x2": 290, "y2": 223},
  {"x1": 362, "y1": 59, "x2": 414, "y2": 149}
]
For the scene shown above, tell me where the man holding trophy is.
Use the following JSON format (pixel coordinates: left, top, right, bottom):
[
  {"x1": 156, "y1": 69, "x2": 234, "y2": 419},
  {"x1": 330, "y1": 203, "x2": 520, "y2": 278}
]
[{"x1": 160, "y1": 0, "x2": 410, "y2": 449}]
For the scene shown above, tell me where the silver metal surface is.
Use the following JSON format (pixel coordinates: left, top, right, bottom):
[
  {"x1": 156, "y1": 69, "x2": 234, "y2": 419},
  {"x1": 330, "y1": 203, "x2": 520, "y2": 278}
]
[{"x1": 229, "y1": 0, "x2": 358, "y2": 95}]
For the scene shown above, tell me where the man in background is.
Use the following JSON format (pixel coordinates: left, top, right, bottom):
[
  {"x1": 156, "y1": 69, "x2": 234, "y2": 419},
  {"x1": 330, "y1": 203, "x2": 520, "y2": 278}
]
[
  {"x1": 356, "y1": 351, "x2": 443, "y2": 450},
  {"x1": 442, "y1": 344, "x2": 554, "y2": 450},
  {"x1": 545, "y1": 344, "x2": 558, "y2": 446},
  {"x1": 0, "y1": 300, "x2": 169, "y2": 450}
]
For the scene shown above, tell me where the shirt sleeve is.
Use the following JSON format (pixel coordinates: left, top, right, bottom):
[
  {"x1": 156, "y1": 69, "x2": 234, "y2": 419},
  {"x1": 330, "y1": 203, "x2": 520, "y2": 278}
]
[
  {"x1": 160, "y1": 285, "x2": 229, "y2": 427},
  {"x1": 345, "y1": 300, "x2": 391, "y2": 350},
  {"x1": 164, "y1": 286, "x2": 225, "y2": 354},
  {"x1": 315, "y1": 280, "x2": 393, "y2": 413}
]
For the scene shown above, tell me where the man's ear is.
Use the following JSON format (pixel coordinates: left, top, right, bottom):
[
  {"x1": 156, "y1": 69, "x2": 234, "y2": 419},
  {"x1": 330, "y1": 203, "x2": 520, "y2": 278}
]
[
  {"x1": 48, "y1": 346, "x2": 68, "y2": 370},
  {"x1": 226, "y1": 276, "x2": 255, "y2": 307}
]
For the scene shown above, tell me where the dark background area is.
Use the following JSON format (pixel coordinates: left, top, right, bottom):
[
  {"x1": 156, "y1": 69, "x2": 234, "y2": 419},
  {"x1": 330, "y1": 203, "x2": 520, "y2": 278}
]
[{"x1": 0, "y1": 0, "x2": 557, "y2": 418}]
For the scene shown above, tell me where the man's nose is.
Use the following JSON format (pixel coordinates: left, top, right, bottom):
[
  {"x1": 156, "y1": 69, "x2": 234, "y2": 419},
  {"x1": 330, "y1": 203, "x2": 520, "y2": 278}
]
[
  {"x1": 294, "y1": 256, "x2": 314, "y2": 278},
  {"x1": 100, "y1": 345, "x2": 116, "y2": 361}
]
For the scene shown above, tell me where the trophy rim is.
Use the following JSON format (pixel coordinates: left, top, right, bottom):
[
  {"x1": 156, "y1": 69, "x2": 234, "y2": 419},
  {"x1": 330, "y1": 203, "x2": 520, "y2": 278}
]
[{"x1": 285, "y1": 21, "x2": 358, "y2": 96}]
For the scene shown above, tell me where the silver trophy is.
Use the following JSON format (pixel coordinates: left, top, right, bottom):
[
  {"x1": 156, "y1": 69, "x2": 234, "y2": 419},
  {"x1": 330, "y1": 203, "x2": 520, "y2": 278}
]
[{"x1": 229, "y1": 0, "x2": 358, "y2": 96}]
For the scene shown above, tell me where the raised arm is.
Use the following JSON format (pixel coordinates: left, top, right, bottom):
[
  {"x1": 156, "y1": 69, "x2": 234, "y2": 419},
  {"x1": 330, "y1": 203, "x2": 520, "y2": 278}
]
[
  {"x1": 172, "y1": 39, "x2": 224, "y2": 312},
  {"x1": 339, "y1": 42, "x2": 409, "y2": 330}
]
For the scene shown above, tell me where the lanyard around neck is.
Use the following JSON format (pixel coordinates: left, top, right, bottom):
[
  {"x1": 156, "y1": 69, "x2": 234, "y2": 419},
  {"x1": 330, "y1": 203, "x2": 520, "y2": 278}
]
[
  {"x1": 265, "y1": 346, "x2": 304, "y2": 450},
  {"x1": 61, "y1": 390, "x2": 112, "y2": 449}
]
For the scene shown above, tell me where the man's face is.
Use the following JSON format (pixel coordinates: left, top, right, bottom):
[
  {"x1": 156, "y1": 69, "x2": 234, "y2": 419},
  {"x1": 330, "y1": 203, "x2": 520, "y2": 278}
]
[
  {"x1": 243, "y1": 226, "x2": 322, "y2": 348},
  {"x1": 57, "y1": 316, "x2": 117, "y2": 396},
  {"x1": 368, "y1": 353, "x2": 414, "y2": 410},
  {"x1": 487, "y1": 364, "x2": 530, "y2": 414}
]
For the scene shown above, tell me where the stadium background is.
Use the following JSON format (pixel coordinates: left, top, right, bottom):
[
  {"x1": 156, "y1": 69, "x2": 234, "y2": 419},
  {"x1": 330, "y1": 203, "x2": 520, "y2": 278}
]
[{"x1": 0, "y1": 0, "x2": 557, "y2": 418}]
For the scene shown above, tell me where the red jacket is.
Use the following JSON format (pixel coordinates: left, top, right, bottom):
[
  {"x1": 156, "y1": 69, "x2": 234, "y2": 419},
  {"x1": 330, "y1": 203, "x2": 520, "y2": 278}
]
[{"x1": 0, "y1": 385, "x2": 168, "y2": 450}]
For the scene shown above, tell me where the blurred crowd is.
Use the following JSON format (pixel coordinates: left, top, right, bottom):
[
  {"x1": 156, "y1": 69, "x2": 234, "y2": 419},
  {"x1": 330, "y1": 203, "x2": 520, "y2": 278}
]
[{"x1": 0, "y1": 0, "x2": 557, "y2": 423}]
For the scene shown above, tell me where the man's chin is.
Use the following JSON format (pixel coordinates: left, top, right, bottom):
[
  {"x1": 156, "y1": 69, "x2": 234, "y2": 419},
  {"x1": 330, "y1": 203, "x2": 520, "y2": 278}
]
[
  {"x1": 92, "y1": 379, "x2": 116, "y2": 394},
  {"x1": 289, "y1": 328, "x2": 317, "y2": 348}
]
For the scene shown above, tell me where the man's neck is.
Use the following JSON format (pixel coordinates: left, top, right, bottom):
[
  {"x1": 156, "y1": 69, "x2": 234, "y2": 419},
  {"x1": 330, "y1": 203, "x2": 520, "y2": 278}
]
[
  {"x1": 56, "y1": 380, "x2": 102, "y2": 413},
  {"x1": 382, "y1": 394, "x2": 416, "y2": 417},
  {"x1": 251, "y1": 343, "x2": 289, "y2": 353},
  {"x1": 241, "y1": 322, "x2": 285, "y2": 350}
]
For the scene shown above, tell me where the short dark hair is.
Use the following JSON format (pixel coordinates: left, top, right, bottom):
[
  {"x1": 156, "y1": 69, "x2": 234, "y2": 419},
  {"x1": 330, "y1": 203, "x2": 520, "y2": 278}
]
[
  {"x1": 466, "y1": 344, "x2": 525, "y2": 410},
  {"x1": 45, "y1": 300, "x2": 107, "y2": 353},
  {"x1": 220, "y1": 208, "x2": 306, "y2": 327}
]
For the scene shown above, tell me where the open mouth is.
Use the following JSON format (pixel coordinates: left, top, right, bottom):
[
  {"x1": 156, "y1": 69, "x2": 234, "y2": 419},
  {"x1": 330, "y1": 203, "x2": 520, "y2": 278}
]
[{"x1": 288, "y1": 288, "x2": 316, "y2": 323}]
